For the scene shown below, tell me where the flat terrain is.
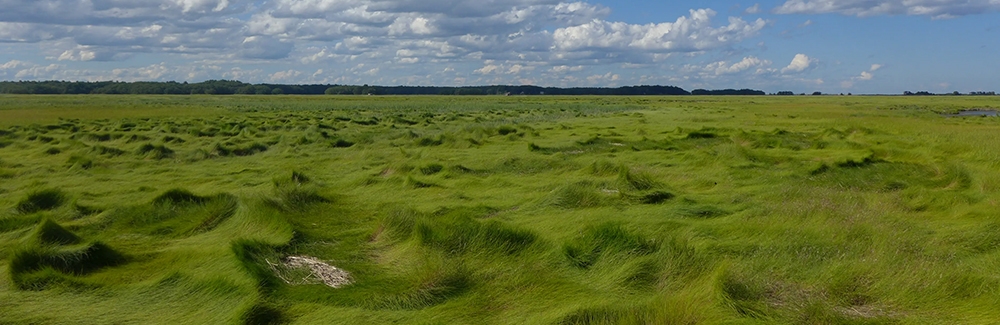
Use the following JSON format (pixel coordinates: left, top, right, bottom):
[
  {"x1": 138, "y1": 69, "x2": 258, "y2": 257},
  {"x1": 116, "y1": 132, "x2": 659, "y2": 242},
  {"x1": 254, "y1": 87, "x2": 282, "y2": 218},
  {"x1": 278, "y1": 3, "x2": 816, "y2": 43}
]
[{"x1": 1, "y1": 95, "x2": 999, "y2": 324}]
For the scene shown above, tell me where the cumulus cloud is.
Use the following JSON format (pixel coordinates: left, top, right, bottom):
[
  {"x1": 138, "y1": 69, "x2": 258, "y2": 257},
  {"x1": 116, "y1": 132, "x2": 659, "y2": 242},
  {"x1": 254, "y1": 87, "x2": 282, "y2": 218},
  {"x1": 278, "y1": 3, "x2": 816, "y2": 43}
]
[
  {"x1": 270, "y1": 69, "x2": 303, "y2": 82},
  {"x1": 552, "y1": 9, "x2": 766, "y2": 53},
  {"x1": 781, "y1": 53, "x2": 816, "y2": 74},
  {"x1": 745, "y1": 4, "x2": 761, "y2": 14},
  {"x1": 0, "y1": 0, "x2": 776, "y2": 85},
  {"x1": 853, "y1": 63, "x2": 881, "y2": 81},
  {"x1": 0, "y1": 60, "x2": 219, "y2": 82},
  {"x1": 686, "y1": 56, "x2": 772, "y2": 76},
  {"x1": 841, "y1": 63, "x2": 882, "y2": 87},
  {"x1": 774, "y1": 0, "x2": 1000, "y2": 19},
  {"x1": 239, "y1": 36, "x2": 294, "y2": 60}
]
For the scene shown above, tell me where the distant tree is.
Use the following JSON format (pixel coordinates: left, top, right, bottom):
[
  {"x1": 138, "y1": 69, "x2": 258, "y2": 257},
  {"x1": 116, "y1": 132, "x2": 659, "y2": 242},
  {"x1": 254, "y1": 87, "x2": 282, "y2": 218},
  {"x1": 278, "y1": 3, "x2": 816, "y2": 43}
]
[
  {"x1": 691, "y1": 88, "x2": 765, "y2": 95},
  {"x1": 812, "y1": 92, "x2": 822, "y2": 96},
  {"x1": 271, "y1": 88, "x2": 284, "y2": 95}
]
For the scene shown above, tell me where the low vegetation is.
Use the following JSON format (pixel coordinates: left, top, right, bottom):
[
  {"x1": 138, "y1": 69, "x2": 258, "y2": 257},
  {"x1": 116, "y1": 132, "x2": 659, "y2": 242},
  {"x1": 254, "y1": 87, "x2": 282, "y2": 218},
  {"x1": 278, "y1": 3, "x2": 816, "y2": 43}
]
[{"x1": 1, "y1": 95, "x2": 999, "y2": 324}]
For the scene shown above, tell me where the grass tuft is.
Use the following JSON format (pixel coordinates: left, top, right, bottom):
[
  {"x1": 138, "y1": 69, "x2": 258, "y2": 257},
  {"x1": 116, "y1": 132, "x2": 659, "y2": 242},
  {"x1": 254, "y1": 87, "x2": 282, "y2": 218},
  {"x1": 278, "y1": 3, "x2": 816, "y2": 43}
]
[
  {"x1": 16, "y1": 189, "x2": 67, "y2": 214},
  {"x1": 271, "y1": 176, "x2": 330, "y2": 210},
  {"x1": 31, "y1": 218, "x2": 81, "y2": 245},
  {"x1": 153, "y1": 189, "x2": 209, "y2": 206},
  {"x1": 558, "y1": 305, "x2": 650, "y2": 325},
  {"x1": 10, "y1": 242, "x2": 126, "y2": 289},
  {"x1": 331, "y1": 139, "x2": 355, "y2": 148},
  {"x1": 231, "y1": 239, "x2": 283, "y2": 291},
  {"x1": 635, "y1": 191, "x2": 675, "y2": 204},
  {"x1": 419, "y1": 163, "x2": 444, "y2": 175},
  {"x1": 497, "y1": 125, "x2": 518, "y2": 135},
  {"x1": 549, "y1": 182, "x2": 607, "y2": 209},
  {"x1": 686, "y1": 130, "x2": 717, "y2": 139},
  {"x1": 136, "y1": 143, "x2": 175, "y2": 159},
  {"x1": 91, "y1": 145, "x2": 126, "y2": 157},
  {"x1": 416, "y1": 215, "x2": 537, "y2": 256},
  {"x1": 564, "y1": 223, "x2": 658, "y2": 268},
  {"x1": 618, "y1": 167, "x2": 660, "y2": 191},
  {"x1": 363, "y1": 263, "x2": 471, "y2": 310},
  {"x1": 240, "y1": 302, "x2": 287, "y2": 325},
  {"x1": 66, "y1": 154, "x2": 95, "y2": 169}
]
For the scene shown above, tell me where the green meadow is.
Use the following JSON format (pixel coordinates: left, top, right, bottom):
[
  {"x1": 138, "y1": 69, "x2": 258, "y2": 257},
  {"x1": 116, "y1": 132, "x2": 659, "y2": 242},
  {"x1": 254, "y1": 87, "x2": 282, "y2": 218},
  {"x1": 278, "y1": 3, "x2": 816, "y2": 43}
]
[{"x1": 1, "y1": 95, "x2": 999, "y2": 324}]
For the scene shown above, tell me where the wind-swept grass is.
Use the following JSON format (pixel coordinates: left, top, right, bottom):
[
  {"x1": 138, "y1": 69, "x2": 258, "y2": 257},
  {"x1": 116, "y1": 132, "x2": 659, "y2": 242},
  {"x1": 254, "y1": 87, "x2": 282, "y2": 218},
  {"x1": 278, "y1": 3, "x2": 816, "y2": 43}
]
[{"x1": 2, "y1": 95, "x2": 1000, "y2": 324}]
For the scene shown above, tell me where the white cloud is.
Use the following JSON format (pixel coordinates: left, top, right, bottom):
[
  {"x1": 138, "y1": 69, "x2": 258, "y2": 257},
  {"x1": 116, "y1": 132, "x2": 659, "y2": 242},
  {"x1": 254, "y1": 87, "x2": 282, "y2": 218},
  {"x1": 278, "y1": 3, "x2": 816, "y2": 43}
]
[
  {"x1": 0, "y1": 60, "x2": 29, "y2": 71},
  {"x1": 270, "y1": 69, "x2": 303, "y2": 82},
  {"x1": 240, "y1": 36, "x2": 294, "y2": 60},
  {"x1": 14, "y1": 64, "x2": 62, "y2": 79},
  {"x1": 551, "y1": 65, "x2": 584, "y2": 73},
  {"x1": 774, "y1": 0, "x2": 1000, "y2": 19},
  {"x1": 507, "y1": 64, "x2": 530, "y2": 74},
  {"x1": 552, "y1": 9, "x2": 767, "y2": 52},
  {"x1": 839, "y1": 63, "x2": 884, "y2": 87},
  {"x1": 781, "y1": 53, "x2": 816, "y2": 74},
  {"x1": 586, "y1": 72, "x2": 620, "y2": 84},
  {"x1": 745, "y1": 4, "x2": 761, "y2": 14},
  {"x1": 0, "y1": 0, "x2": 779, "y2": 86},
  {"x1": 717, "y1": 56, "x2": 771, "y2": 75},
  {"x1": 686, "y1": 56, "x2": 773, "y2": 77}
]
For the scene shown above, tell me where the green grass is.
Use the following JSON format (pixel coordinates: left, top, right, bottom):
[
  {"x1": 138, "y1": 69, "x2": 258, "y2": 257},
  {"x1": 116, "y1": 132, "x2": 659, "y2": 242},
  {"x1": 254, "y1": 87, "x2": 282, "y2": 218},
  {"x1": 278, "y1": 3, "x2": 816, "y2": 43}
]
[{"x1": 1, "y1": 94, "x2": 1000, "y2": 324}]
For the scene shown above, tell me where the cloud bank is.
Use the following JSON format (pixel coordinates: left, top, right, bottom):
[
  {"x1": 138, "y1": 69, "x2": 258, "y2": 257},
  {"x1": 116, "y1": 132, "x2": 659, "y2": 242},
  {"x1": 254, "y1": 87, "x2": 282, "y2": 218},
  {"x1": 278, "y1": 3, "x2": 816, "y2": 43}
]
[
  {"x1": 0, "y1": 0, "x2": 776, "y2": 86},
  {"x1": 774, "y1": 0, "x2": 1000, "y2": 19}
]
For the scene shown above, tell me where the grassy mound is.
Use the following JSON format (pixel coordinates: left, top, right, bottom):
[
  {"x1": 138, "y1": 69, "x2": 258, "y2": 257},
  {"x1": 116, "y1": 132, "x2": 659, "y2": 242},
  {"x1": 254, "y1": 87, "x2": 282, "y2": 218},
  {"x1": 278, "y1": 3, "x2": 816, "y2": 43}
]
[
  {"x1": 10, "y1": 242, "x2": 126, "y2": 290},
  {"x1": 30, "y1": 218, "x2": 81, "y2": 245},
  {"x1": 16, "y1": 189, "x2": 67, "y2": 214},
  {"x1": 136, "y1": 143, "x2": 175, "y2": 160},
  {"x1": 549, "y1": 182, "x2": 611, "y2": 209},
  {"x1": 101, "y1": 189, "x2": 238, "y2": 236},
  {"x1": 564, "y1": 223, "x2": 658, "y2": 269}
]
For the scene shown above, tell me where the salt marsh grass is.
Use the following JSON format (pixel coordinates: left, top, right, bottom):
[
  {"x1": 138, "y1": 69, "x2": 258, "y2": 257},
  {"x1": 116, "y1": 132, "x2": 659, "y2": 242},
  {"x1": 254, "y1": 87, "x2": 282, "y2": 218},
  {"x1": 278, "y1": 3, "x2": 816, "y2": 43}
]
[{"x1": 1, "y1": 95, "x2": 1000, "y2": 324}]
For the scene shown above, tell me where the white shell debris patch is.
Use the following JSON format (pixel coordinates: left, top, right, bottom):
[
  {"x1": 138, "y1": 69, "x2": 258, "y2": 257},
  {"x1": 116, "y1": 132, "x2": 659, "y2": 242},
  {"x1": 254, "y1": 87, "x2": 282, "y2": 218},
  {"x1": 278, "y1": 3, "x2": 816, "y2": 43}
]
[{"x1": 267, "y1": 255, "x2": 353, "y2": 288}]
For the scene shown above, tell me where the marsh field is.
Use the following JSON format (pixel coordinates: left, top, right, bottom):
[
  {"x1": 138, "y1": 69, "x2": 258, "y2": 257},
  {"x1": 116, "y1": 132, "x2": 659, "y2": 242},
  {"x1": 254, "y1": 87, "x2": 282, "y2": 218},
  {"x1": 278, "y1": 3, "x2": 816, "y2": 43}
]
[{"x1": 1, "y1": 95, "x2": 1000, "y2": 324}]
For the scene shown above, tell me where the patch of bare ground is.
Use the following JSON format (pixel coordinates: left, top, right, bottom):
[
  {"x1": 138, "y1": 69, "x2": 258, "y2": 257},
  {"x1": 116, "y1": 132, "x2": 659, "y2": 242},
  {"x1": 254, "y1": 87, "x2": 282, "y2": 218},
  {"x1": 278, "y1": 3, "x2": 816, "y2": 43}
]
[{"x1": 268, "y1": 255, "x2": 353, "y2": 288}]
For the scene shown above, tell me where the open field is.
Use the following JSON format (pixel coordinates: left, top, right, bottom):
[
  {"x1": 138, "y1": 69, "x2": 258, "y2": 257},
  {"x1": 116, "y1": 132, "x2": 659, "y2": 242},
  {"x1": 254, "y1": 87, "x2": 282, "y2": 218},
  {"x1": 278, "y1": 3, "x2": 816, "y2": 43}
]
[{"x1": 1, "y1": 95, "x2": 1000, "y2": 324}]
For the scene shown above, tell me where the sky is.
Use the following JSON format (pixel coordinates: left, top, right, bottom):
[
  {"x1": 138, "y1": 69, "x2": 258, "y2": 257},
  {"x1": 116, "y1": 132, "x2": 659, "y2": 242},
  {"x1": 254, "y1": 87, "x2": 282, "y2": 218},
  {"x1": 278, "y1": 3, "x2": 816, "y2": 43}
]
[{"x1": 0, "y1": 0, "x2": 998, "y2": 94}]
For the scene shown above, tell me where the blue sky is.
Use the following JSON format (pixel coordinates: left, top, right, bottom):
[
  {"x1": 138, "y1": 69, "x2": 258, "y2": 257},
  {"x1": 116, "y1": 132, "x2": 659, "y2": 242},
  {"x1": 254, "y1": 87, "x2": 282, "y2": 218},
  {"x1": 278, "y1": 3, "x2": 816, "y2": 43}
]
[{"x1": 0, "y1": 0, "x2": 998, "y2": 94}]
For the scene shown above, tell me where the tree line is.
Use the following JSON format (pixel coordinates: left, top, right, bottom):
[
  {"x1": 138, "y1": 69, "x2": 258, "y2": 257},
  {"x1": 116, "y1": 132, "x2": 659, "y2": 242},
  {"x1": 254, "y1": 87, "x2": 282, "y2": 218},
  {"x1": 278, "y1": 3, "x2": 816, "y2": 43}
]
[
  {"x1": 0, "y1": 80, "x2": 772, "y2": 96},
  {"x1": 904, "y1": 91, "x2": 997, "y2": 96},
  {"x1": 690, "y1": 89, "x2": 765, "y2": 96}
]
